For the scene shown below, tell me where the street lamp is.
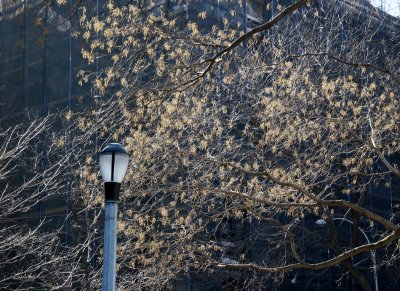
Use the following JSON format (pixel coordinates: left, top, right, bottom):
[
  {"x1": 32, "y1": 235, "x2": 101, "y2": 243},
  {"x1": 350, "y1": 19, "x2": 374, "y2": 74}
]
[
  {"x1": 99, "y1": 143, "x2": 129, "y2": 291},
  {"x1": 316, "y1": 217, "x2": 378, "y2": 291}
]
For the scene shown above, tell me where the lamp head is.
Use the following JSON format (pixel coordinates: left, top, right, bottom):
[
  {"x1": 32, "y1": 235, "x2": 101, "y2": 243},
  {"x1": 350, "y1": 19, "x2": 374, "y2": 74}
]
[{"x1": 99, "y1": 143, "x2": 129, "y2": 201}]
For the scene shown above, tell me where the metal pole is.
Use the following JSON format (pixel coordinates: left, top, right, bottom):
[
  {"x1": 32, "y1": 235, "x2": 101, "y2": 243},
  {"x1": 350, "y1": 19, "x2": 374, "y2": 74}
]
[
  {"x1": 372, "y1": 251, "x2": 378, "y2": 291},
  {"x1": 103, "y1": 201, "x2": 118, "y2": 291},
  {"x1": 99, "y1": 143, "x2": 128, "y2": 290},
  {"x1": 332, "y1": 218, "x2": 378, "y2": 291}
]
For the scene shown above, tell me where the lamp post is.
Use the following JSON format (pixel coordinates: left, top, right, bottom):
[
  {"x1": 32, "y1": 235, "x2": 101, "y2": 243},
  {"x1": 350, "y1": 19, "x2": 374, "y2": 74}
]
[
  {"x1": 99, "y1": 143, "x2": 129, "y2": 291},
  {"x1": 316, "y1": 217, "x2": 378, "y2": 291}
]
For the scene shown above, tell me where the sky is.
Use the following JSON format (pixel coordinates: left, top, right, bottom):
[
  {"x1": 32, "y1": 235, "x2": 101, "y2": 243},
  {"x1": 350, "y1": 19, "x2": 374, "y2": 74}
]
[{"x1": 369, "y1": 0, "x2": 400, "y2": 16}]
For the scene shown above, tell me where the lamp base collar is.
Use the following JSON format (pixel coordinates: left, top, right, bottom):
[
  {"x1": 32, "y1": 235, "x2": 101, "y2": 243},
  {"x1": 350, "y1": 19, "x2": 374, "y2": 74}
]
[{"x1": 104, "y1": 182, "x2": 121, "y2": 201}]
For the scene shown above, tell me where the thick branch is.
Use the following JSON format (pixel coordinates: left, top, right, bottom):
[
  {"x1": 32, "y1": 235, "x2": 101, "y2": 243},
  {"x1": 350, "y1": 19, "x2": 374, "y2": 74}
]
[
  {"x1": 201, "y1": 159, "x2": 399, "y2": 231},
  {"x1": 275, "y1": 52, "x2": 400, "y2": 85},
  {"x1": 197, "y1": 0, "x2": 310, "y2": 78},
  {"x1": 216, "y1": 229, "x2": 400, "y2": 273}
]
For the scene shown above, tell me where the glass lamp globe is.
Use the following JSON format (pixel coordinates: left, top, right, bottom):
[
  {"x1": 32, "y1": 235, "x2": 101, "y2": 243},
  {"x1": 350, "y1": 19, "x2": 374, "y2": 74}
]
[{"x1": 99, "y1": 143, "x2": 129, "y2": 183}]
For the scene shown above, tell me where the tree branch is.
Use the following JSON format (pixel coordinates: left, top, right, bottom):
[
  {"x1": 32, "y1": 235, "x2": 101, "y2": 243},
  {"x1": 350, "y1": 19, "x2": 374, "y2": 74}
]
[{"x1": 216, "y1": 229, "x2": 400, "y2": 273}]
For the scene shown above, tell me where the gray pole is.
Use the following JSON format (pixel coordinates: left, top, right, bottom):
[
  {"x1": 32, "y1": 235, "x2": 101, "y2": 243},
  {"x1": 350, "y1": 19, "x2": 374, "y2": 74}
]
[
  {"x1": 102, "y1": 201, "x2": 118, "y2": 291},
  {"x1": 332, "y1": 218, "x2": 378, "y2": 291}
]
